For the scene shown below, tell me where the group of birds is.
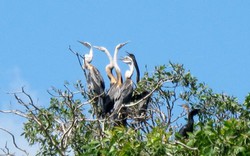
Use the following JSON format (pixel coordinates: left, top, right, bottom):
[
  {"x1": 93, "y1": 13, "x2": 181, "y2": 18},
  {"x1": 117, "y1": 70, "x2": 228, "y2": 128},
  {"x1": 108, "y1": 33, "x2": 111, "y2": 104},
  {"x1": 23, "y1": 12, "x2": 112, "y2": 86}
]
[
  {"x1": 79, "y1": 41, "x2": 150, "y2": 126},
  {"x1": 78, "y1": 40, "x2": 200, "y2": 137}
]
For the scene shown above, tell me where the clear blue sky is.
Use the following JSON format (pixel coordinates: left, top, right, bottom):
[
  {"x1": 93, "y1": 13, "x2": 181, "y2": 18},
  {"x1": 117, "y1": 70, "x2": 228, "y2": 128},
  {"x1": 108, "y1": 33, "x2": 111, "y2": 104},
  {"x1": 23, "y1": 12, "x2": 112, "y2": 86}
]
[{"x1": 1, "y1": 1, "x2": 250, "y2": 155}]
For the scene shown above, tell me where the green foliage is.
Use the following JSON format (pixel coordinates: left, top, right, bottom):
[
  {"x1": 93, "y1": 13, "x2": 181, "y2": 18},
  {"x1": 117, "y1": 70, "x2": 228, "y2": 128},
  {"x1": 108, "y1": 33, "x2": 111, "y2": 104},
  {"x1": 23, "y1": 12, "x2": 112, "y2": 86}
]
[{"x1": 4, "y1": 62, "x2": 250, "y2": 155}]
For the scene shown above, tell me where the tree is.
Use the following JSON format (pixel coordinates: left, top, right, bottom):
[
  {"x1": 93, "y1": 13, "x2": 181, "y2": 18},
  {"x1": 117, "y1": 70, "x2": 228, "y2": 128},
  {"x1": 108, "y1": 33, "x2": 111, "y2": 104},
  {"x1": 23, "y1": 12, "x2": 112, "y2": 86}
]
[{"x1": 1, "y1": 51, "x2": 250, "y2": 156}]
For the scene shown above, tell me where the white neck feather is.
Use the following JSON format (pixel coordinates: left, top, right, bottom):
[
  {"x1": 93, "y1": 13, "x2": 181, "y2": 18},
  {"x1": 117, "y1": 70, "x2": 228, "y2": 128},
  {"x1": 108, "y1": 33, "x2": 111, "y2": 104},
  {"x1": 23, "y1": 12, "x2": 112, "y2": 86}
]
[
  {"x1": 104, "y1": 49, "x2": 113, "y2": 67},
  {"x1": 125, "y1": 62, "x2": 134, "y2": 79},
  {"x1": 84, "y1": 46, "x2": 93, "y2": 63},
  {"x1": 113, "y1": 46, "x2": 121, "y2": 73}
]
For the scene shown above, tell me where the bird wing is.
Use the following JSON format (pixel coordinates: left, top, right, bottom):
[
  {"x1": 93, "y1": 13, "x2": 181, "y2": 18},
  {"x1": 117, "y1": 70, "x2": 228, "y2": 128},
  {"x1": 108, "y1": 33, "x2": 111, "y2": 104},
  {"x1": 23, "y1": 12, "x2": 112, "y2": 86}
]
[
  {"x1": 88, "y1": 67, "x2": 105, "y2": 95},
  {"x1": 113, "y1": 80, "x2": 133, "y2": 112},
  {"x1": 119, "y1": 80, "x2": 133, "y2": 104},
  {"x1": 103, "y1": 84, "x2": 118, "y2": 114}
]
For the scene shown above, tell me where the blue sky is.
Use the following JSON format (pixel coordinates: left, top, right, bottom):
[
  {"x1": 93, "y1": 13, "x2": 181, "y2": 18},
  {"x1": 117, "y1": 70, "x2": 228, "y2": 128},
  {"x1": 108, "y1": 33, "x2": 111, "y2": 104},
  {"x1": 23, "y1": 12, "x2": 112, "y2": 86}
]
[{"x1": 1, "y1": 1, "x2": 250, "y2": 155}]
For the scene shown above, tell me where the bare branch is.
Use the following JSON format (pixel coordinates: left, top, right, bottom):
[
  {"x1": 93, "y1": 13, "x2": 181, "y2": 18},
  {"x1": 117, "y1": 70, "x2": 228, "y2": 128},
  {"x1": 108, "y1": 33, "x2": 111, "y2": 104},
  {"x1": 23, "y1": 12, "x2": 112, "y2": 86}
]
[
  {"x1": 69, "y1": 45, "x2": 88, "y2": 80},
  {"x1": 171, "y1": 109, "x2": 187, "y2": 124},
  {"x1": 77, "y1": 92, "x2": 105, "y2": 109},
  {"x1": 173, "y1": 140, "x2": 198, "y2": 151},
  {"x1": 125, "y1": 79, "x2": 171, "y2": 108},
  {"x1": 0, "y1": 127, "x2": 29, "y2": 156},
  {"x1": 60, "y1": 119, "x2": 77, "y2": 149},
  {"x1": 0, "y1": 110, "x2": 29, "y2": 119}
]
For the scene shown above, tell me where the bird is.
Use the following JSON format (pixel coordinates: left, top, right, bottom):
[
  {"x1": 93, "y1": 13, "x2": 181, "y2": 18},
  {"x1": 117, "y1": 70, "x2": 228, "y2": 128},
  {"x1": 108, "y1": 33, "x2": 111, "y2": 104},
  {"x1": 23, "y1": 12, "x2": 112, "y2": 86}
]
[
  {"x1": 126, "y1": 51, "x2": 151, "y2": 117},
  {"x1": 113, "y1": 42, "x2": 130, "y2": 87},
  {"x1": 79, "y1": 41, "x2": 105, "y2": 118},
  {"x1": 95, "y1": 42, "x2": 128, "y2": 116},
  {"x1": 126, "y1": 52, "x2": 140, "y2": 83},
  {"x1": 93, "y1": 46, "x2": 116, "y2": 87},
  {"x1": 178, "y1": 109, "x2": 200, "y2": 138},
  {"x1": 93, "y1": 45, "x2": 117, "y2": 116},
  {"x1": 113, "y1": 55, "x2": 134, "y2": 126}
]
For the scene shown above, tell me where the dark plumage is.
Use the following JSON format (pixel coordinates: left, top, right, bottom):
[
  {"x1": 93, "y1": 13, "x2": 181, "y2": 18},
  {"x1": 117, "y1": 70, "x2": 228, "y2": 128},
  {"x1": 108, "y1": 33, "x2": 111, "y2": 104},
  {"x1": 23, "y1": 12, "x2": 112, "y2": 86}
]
[
  {"x1": 86, "y1": 65, "x2": 105, "y2": 96},
  {"x1": 133, "y1": 91, "x2": 151, "y2": 116},
  {"x1": 178, "y1": 109, "x2": 200, "y2": 138},
  {"x1": 126, "y1": 52, "x2": 151, "y2": 116},
  {"x1": 126, "y1": 52, "x2": 140, "y2": 83},
  {"x1": 93, "y1": 46, "x2": 116, "y2": 116},
  {"x1": 113, "y1": 56, "x2": 134, "y2": 126},
  {"x1": 93, "y1": 46, "x2": 116, "y2": 86},
  {"x1": 103, "y1": 84, "x2": 117, "y2": 114},
  {"x1": 80, "y1": 41, "x2": 105, "y2": 118},
  {"x1": 101, "y1": 42, "x2": 128, "y2": 116}
]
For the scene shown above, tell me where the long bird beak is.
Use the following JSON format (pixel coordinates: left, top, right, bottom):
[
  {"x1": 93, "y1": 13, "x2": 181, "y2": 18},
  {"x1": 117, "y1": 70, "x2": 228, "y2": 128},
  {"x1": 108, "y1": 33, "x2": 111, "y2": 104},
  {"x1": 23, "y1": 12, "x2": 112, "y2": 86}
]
[
  {"x1": 117, "y1": 41, "x2": 130, "y2": 50},
  {"x1": 122, "y1": 41, "x2": 130, "y2": 46},
  {"x1": 93, "y1": 46, "x2": 100, "y2": 50},
  {"x1": 93, "y1": 46, "x2": 99, "y2": 49},
  {"x1": 126, "y1": 51, "x2": 132, "y2": 55},
  {"x1": 93, "y1": 46, "x2": 102, "y2": 50},
  {"x1": 78, "y1": 41, "x2": 91, "y2": 48},
  {"x1": 93, "y1": 46, "x2": 107, "y2": 52},
  {"x1": 126, "y1": 51, "x2": 136, "y2": 58},
  {"x1": 119, "y1": 56, "x2": 126, "y2": 61},
  {"x1": 124, "y1": 40, "x2": 130, "y2": 44},
  {"x1": 120, "y1": 56, "x2": 131, "y2": 63}
]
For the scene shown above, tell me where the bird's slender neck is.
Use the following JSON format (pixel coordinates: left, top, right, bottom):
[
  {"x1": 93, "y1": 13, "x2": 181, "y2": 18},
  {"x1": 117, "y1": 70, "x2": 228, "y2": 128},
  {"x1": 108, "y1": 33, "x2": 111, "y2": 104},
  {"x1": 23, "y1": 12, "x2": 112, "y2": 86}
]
[
  {"x1": 84, "y1": 46, "x2": 93, "y2": 69},
  {"x1": 135, "y1": 63, "x2": 140, "y2": 83},
  {"x1": 188, "y1": 116, "x2": 194, "y2": 125},
  {"x1": 114, "y1": 46, "x2": 123, "y2": 86},
  {"x1": 127, "y1": 53, "x2": 140, "y2": 83},
  {"x1": 104, "y1": 49, "x2": 116, "y2": 84},
  {"x1": 125, "y1": 62, "x2": 134, "y2": 79},
  {"x1": 132, "y1": 56, "x2": 140, "y2": 83},
  {"x1": 88, "y1": 47, "x2": 94, "y2": 62},
  {"x1": 104, "y1": 49, "x2": 112, "y2": 63},
  {"x1": 84, "y1": 56, "x2": 91, "y2": 69},
  {"x1": 106, "y1": 66, "x2": 116, "y2": 84},
  {"x1": 188, "y1": 109, "x2": 199, "y2": 124}
]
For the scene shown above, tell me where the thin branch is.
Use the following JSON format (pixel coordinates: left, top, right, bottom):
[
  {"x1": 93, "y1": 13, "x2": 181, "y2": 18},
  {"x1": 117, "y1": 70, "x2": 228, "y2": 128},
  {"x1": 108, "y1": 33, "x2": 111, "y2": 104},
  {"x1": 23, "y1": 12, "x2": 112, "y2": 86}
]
[
  {"x1": 173, "y1": 140, "x2": 198, "y2": 150},
  {"x1": 0, "y1": 110, "x2": 29, "y2": 119},
  {"x1": 125, "y1": 79, "x2": 171, "y2": 108},
  {"x1": 69, "y1": 45, "x2": 88, "y2": 80},
  {"x1": 84, "y1": 118, "x2": 105, "y2": 122},
  {"x1": 13, "y1": 92, "x2": 43, "y2": 127},
  {"x1": 60, "y1": 118, "x2": 77, "y2": 149},
  {"x1": 0, "y1": 142, "x2": 13, "y2": 156},
  {"x1": 171, "y1": 109, "x2": 186, "y2": 124},
  {"x1": 0, "y1": 127, "x2": 29, "y2": 156},
  {"x1": 77, "y1": 92, "x2": 105, "y2": 109},
  {"x1": 10, "y1": 88, "x2": 65, "y2": 155}
]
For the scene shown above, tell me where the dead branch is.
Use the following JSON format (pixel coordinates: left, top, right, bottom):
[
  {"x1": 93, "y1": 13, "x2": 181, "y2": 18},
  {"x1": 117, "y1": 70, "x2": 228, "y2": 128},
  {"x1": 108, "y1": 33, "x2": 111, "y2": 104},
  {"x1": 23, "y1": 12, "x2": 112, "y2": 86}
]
[
  {"x1": 0, "y1": 127, "x2": 29, "y2": 156},
  {"x1": 69, "y1": 45, "x2": 88, "y2": 81},
  {"x1": 0, "y1": 110, "x2": 29, "y2": 119},
  {"x1": 172, "y1": 140, "x2": 198, "y2": 151}
]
